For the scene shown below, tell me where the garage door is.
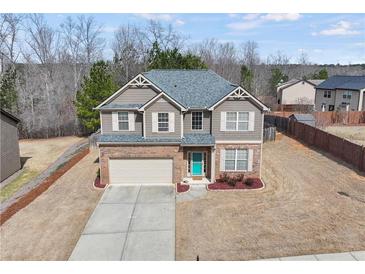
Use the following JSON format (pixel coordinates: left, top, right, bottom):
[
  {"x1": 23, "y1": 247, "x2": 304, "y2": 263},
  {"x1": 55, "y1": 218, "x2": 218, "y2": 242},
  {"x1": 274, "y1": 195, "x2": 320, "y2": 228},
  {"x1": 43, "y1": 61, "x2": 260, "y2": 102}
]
[{"x1": 109, "y1": 159, "x2": 173, "y2": 185}]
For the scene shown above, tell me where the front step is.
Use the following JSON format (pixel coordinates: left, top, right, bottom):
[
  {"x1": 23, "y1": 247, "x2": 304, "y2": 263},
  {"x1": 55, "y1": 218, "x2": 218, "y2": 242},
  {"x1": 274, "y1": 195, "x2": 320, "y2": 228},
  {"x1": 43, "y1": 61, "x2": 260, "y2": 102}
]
[{"x1": 182, "y1": 177, "x2": 211, "y2": 185}]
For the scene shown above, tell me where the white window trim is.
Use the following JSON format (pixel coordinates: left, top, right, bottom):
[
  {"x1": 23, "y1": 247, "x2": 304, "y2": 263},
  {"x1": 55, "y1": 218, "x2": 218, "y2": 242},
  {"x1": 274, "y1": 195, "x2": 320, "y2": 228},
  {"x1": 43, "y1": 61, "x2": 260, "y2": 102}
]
[
  {"x1": 224, "y1": 149, "x2": 249, "y2": 172},
  {"x1": 191, "y1": 111, "x2": 204, "y2": 131},
  {"x1": 117, "y1": 111, "x2": 129, "y2": 131},
  {"x1": 157, "y1": 112, "x2": 169, "y2": 133},
  {"x1": 225, "y1": 111, "x2": 249, "y2": 132}
]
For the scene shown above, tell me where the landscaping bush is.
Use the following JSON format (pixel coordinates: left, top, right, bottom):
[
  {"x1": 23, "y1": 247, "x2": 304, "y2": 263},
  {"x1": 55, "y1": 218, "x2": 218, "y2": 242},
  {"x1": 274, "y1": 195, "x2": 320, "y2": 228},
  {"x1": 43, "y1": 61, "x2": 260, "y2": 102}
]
[
  {"x1": 236, "y1": 174, "x2": 245, "y2": 182},
  {"x1": 227, "y1": 177, "x2": 237, "y2": 187},
  {"x1": 220, "y1": 172, "x2": 229, "y2": 183}
]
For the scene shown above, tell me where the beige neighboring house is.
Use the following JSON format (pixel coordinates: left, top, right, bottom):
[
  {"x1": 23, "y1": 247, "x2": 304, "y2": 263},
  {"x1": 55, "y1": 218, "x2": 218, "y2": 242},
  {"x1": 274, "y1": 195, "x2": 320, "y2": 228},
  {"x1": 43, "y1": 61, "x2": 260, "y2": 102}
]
[
  {"x1": 95, "y1": 69, "x2": 269, "y2": 186},
  {"x1": 315, "y1": 75, "x2": 365, "y2": 112},
  {"x1": 276, "y1": 79, "x2": 324, "y2": 106},
  {"x1": 1, "y1": 108, "x2": 21, "y2": 182}
]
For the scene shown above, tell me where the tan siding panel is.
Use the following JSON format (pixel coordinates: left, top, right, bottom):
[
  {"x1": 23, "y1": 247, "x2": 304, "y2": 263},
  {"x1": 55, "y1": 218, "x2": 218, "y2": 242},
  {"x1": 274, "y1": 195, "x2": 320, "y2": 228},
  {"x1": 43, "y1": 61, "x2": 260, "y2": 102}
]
[
  {"x1": 112, "y1": 87, "x2": 157, "y2": 105},
  {"x1": 212, "y1": 99, "x2": 263, "y2": 141},
  {"x1": 145, "y1": 99, "x2": 181, "y2": 138},
  {"x1": 183, "y1": 110, "x2": 211, "y2": 134},
  {"x1": 101, "y1": 111, "x2": 143, "y2": 135}
]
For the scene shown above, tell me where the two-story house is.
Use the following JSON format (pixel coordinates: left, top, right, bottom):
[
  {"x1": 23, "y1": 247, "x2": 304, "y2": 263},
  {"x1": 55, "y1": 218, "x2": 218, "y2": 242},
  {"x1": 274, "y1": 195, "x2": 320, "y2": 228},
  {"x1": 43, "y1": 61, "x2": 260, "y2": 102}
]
[
  {"x1": 95, "y1": 70, "x2": 269, "y2": 185},
  {"x1": 315, "y1": 75, "x2": 365, "y2": 112}
]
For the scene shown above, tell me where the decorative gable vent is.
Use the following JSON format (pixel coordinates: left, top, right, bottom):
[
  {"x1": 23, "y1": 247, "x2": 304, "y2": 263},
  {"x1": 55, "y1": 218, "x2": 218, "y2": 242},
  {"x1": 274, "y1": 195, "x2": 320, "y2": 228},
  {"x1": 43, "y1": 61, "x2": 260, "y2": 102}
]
[
  {"x1": 229, "y1": 87, "x2": 250, "y2": 99},
  {"x1": 130, "y1": 75, "x2": 153, "y2": 88}
]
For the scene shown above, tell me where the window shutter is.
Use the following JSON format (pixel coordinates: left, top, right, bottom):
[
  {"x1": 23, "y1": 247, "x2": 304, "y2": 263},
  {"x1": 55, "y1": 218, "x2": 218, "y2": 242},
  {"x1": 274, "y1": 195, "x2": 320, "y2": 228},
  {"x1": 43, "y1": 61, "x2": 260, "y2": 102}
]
[
  {"x1": 169, "y1": 112, "x2": 175, "y2": 132},
  {"x1": 248, "y1": 149, "x2": 254, "y2": 171},
  {"x1": 220, "y1": 149, "x2": 225, "y2": 171},
  {"x1": 112, "y1": 112, "x2": 119, "y2": 131},
  {"x1": 220, "y1": 112, "x2": 226, "y2": 131},
  {"x1": 248, "y1": 112, "x2": 255, "y2": 131},
  {"x1": 152, "y1": 112, "x2": 158, "y2": 132},
  {"x1": 128, "y1": 112, "x2": 135, "y2": 131}
]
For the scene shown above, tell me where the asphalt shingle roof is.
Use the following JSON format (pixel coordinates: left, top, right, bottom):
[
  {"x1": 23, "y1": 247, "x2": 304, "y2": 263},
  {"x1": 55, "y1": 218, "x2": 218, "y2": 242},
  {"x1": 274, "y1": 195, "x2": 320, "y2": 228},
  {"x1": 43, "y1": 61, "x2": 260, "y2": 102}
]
[
  {"x1": 316, "y1": 75, "x2": 365, "y2": 91},
  {"x1": 181, "y1": 133, "x2": 215, "y2": 146},
  {"x1": 99, "y1": 103, "x2": 143, "y2": 110},
  {"x1": 143, "y1": 69, "x2": 237, "y2": 108},
  {"x1": 98, "y1": 135, "x2": 181, "y2": 143}
]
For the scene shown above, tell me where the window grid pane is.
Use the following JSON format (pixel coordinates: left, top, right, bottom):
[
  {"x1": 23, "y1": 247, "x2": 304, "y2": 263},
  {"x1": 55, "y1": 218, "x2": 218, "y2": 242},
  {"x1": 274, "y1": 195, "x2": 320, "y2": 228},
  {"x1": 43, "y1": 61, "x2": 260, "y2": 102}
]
[
  {"x1": 225, "y1": 160, "x2": 235, "y2": 171},
  {"x1": 238, "y1": 112, "x2": 249, "y2": 121},
  {"x1": 238, "y1": 122, "x2": 248, "y2": 131},
  {"x1": 226, "y1": 112, "x2": 237, "y2": 121},
  {"x1": 192, "y1": 112, "x2": 203, "y2": 130},
  {"x1": 237, "y1": 160, "x2": 248, "y2": 170},
  {"x1": 158, "y1": 113, "x2": 169, "y2": 131},
  {"x1": 225, "y1": 150, "x2": 235, "y2": 160},
  {"x1": 118, "y1": 112, "x2": 129, "y2": 130}
]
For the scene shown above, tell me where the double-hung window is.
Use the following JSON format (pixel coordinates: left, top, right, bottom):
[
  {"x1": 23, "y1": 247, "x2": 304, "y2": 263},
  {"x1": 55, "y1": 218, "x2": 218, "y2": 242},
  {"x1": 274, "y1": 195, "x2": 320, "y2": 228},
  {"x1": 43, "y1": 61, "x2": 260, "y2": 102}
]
[
  {"x1": 343, "y1": 91, "x2": 352, "y2": 100},
  {"x1": 225, "y1": 149, "x2": 248, "y2": 171},
  {"x1": 324, "y1": 90, "x2": 331, "y2": 98},
  {"x1": 226, "y1": 111, "x2": 249, "y2": 131},
  {"x1": 158, "y1": 113, "x2": 169, "y2": 132},
  {"x1": 118, "y1": 112, "x2": 129, "y2": 130},
  {"x1": 191, "y1": 111, "x2": 203, "y2": 130}
]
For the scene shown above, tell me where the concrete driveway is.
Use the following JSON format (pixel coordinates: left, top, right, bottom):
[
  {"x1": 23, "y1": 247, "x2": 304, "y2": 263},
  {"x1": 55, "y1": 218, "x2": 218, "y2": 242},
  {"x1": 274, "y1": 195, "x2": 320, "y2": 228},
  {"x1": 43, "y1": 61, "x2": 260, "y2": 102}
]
[{"x1": 69, "y1": 185, "x2": 175, "y2": 261}]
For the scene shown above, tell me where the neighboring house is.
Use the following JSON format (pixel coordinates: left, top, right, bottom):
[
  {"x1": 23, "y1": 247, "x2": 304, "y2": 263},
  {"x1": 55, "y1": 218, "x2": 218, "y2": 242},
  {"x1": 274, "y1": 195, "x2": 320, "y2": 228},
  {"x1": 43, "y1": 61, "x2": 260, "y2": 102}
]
[
  {"x1": 1, "y1": 108, "x2": 21, "y2": 182},
  {"x1": 276, "y1": 78, "x2": 324, "y2": 106},
  {"x1": 315, "y1": 75, "x2": 365, "y2": 112},
  {"x1": 95, "y1": 69, "x2": 269, "y2": 185},
  {"x1": 289, "y1": 113, "x2": 316, "y2": 127}
]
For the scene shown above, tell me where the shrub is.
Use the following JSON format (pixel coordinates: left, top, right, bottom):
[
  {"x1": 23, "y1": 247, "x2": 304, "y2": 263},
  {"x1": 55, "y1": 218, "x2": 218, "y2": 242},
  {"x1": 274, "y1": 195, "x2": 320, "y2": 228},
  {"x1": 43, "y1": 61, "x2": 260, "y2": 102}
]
[
  {"x1": 227, "y1": 177, "x2": 236, "y2": 187},
  {"x1": 245, "y1": 178, "x2": 254, "y2": 187},
  {"x1": 220, "y1": 172, "x2": 229, "y2": 183},
  {"x1": 236, "y1": 174, "x2": 244, "y2": 182}
]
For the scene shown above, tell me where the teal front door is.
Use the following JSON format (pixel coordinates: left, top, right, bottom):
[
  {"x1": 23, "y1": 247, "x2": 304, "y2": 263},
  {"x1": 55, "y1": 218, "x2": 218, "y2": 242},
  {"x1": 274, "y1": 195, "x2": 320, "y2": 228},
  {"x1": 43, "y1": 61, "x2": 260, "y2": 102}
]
[{"x1": 192, "y1": 152, "x2": 203, "y2": 176}]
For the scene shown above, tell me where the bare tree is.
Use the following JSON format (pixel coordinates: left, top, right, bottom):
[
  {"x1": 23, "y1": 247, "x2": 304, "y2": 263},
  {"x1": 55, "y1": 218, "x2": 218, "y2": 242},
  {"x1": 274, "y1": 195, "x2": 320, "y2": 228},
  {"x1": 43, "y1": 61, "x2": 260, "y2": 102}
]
[
  {"x1": 76, "y1": 15, "x2": 104, "y2": 64},
  {"x1": 145, "y1": 20, "x2": 185, "y2": 50},
  {"x1": 112, "y1": 24, "x2": 148, "y2": 82},
  {"x1": 0, "y1": 14, "x2": 23, "y2": 64},
  {"x1": 241, "y1": 40, "x2": 260, "y2": 69},
  {"x1": 267, "y1": 50, "x2": 290, "y2": 66}
]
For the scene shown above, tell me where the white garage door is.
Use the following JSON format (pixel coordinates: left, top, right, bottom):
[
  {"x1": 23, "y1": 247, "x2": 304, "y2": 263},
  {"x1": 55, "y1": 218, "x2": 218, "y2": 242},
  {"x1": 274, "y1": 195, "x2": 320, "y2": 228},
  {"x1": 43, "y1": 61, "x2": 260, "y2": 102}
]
[{"x1": 109, "y1": 159, "x2": 173, "y2": 185}]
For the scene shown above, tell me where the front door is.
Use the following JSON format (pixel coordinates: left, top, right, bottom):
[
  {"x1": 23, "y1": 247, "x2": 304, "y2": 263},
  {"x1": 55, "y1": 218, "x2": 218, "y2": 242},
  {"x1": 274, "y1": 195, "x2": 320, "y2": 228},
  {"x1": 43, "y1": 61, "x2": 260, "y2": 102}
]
[{"x1": 191, "y1": 152, "x2": 203, "y2": 176}]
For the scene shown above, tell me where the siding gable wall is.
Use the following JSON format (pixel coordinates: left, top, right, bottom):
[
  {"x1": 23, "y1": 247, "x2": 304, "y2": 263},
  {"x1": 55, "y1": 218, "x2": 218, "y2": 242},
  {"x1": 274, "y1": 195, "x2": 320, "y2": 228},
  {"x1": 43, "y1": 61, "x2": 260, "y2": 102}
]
[
  {"x1": 212, "y1": 99, "x2": 263, "y2": 141},
  {"x1": 111, "y1": 87, "x2": 158, "y2": 105}
]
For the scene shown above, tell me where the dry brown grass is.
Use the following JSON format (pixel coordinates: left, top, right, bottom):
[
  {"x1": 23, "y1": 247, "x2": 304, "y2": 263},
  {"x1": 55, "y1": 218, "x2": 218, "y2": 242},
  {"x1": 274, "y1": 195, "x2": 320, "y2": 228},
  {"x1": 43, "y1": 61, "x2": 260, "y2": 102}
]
[
  {"x1": 324, "y1": 126, "x2": 365, "y2": 146},
  {"x1": 0, "y1": 150, "x2": 103, "y2": 260},
  {"x1": 176, "y1": 135, "x2": 365, "y2": 261}
]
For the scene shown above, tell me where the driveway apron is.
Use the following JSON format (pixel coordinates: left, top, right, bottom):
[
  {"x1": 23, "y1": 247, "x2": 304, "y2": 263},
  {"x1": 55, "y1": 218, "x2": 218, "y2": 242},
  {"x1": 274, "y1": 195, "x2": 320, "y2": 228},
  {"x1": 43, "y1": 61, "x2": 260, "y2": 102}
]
[{"x1": 69, "y1": 185, "x2": 175, "y2": 261}]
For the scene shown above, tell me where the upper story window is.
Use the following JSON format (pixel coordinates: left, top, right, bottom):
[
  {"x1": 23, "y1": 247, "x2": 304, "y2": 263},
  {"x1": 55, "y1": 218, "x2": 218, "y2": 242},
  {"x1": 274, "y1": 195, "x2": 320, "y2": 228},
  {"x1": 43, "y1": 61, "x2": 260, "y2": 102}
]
[
  {"x1": 191, "y1": 111, "x2": 203, "y2": 130},
  {"x1": 225, "y1": 149, "x2": 248, "y2": 171},
  {"x1": 324, "y1": 90, "x2": 331, "y2": 98},
  {"x1": 343, "y1": 91, "x2": 352, "y2": 100},
  {"x1": 226, "y1": 111, "x2": 249, "y2": 131},
  {"x1": 118, "y1": 112, "x2": 129, "y2": 130},
  {"x1": 158, "y1": 112, "x2": 169, "y2": 132}
]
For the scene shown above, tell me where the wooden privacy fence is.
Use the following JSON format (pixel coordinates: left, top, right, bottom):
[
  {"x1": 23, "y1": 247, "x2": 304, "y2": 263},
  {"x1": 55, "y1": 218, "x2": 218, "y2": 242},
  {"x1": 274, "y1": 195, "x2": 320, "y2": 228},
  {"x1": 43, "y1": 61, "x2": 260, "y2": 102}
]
[
  {"x1": 314, "y1": 111, "x2": 365, "y2": 127},
  {"x1": 265, "y1": 115, "x2": 365, "y2": 172}
]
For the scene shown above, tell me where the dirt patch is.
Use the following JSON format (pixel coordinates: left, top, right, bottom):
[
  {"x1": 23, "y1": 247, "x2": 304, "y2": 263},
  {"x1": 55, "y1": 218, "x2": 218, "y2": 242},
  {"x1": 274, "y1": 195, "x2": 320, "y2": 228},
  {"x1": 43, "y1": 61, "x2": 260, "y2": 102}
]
[
  {"x1": 1, "y1": 136, "x2": 84, "y2": 201},
  {"x1": 0, "y1": 147, "x2": 89, "y2": 225},
  {"x1": 324, "y1": 126, "x2": 365, "y2": 146},
  {"x1": 176, "y1": 135, "x2": 365, "y2": 261},
  {"x1": 0, "y1": 150, "x2": 103, "y2": 260}
]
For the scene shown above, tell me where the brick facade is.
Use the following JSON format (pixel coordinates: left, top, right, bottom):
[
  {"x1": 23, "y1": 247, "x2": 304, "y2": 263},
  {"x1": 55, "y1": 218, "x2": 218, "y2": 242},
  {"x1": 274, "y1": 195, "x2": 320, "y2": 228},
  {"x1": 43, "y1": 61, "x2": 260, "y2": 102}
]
[
  {"x1": 99, "y1": 145, "x2": 183, "y2": 185},
  {"x1": 214, "y1": 143, "x2": 261, "y2": 180}
]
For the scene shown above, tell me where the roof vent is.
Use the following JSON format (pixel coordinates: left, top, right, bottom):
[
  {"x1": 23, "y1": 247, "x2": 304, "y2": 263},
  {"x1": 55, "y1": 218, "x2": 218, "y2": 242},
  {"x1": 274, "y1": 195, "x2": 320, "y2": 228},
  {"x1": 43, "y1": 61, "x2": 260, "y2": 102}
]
[{"x1": 174, "y1": 84, "x2": 177, "y2": 87}]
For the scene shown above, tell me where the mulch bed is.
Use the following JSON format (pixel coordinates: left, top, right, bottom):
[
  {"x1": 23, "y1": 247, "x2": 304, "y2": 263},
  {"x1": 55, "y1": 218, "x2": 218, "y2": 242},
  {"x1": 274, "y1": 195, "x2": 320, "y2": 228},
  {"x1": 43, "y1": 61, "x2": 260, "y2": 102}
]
[
  {"x1": 207, "y1": 178, "x2": 263, "y2": 190},
  {"x1": 0, "y1": 148, "x2": 90, "y2": 226},
  {"x1": 176, "y1": 182, "x2": 190, "y2": 193},
  {"x1": 94, "y1": 176, "x2": 106, "y2": 189}
]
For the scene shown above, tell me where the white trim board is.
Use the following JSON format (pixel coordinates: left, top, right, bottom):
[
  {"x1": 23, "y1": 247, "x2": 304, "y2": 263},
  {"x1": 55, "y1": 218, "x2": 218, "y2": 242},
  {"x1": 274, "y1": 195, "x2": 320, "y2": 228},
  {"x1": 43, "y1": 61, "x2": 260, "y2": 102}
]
[{"x1": 215, "y1": 140, "x2": 262, "y2": 144}]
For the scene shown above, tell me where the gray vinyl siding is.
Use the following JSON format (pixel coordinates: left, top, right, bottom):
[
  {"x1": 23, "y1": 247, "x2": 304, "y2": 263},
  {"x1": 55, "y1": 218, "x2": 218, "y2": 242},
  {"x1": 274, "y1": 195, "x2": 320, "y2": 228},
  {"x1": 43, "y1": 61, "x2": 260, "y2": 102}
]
[
  {"x1": 112, "y1": 87, "x2": 157, "y2": 104},
  {"x1": 183, "y1": 110, "x2": 211, "y2": 134},
  {"x1": 315, "y1": 89, "x2": 335, "y2": 111},
  {"x1": 212, "y1": 99, "x2": 263, "y2": 141},
  {"x1": 101, "y1": 111, "x2": 143, "y2": 135},
  {"x1": 334, "y1": 89, "x2": 360, "y2": 111},
  {"x1": 1, "y1": 113, "x2": 21, "y2": 181},
  {"x1": 145, "y1": 99, "x2": 181, "y2": 138}
]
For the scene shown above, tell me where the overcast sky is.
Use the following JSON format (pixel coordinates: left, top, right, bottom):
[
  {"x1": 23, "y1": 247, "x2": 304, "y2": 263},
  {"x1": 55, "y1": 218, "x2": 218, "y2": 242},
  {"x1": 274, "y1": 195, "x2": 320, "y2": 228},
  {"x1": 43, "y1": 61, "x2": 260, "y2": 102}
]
[{"x1": 44, "y1": 13, "x2": 365, "y2": 64}]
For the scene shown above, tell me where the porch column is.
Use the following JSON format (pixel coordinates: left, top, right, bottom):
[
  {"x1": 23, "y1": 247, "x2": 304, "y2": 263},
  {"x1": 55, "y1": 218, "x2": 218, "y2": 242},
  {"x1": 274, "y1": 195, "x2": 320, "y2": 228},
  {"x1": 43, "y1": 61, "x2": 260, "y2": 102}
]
[{"x1": 211, "y1": 146, "x2": 216, "y2": 183}]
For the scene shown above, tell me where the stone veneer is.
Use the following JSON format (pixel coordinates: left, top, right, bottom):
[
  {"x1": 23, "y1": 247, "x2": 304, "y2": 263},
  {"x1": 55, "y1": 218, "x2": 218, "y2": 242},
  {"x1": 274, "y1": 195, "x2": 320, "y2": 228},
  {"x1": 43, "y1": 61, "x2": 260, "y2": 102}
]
[
  {"x1": 99, "y1": 145, "x2": 183, "y2": 185},
  {"x1": 214, "y1": 143, "x2": 261, "y2": 180}
]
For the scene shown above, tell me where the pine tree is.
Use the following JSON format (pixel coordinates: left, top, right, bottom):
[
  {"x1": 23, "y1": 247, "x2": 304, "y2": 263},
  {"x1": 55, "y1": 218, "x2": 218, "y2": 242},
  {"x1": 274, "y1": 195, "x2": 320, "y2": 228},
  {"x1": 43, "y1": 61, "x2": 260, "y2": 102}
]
[{"x1": 75, "y1": 61, "x2": 118, "y2": 133}]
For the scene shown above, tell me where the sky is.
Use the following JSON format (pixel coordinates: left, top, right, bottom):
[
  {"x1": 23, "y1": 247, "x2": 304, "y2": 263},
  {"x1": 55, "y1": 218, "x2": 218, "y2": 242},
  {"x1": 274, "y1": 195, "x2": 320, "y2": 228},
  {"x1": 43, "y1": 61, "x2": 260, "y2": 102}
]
[{"x1": 44, "y1": 13, "x2": 365, "y2": 64}]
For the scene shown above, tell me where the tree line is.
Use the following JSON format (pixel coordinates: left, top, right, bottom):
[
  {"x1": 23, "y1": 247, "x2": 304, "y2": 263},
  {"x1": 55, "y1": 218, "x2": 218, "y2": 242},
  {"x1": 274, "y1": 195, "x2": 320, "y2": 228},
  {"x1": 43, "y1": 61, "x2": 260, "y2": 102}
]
[{"x1": 1, "y1": 14, "x2": 364, "y2": 138}]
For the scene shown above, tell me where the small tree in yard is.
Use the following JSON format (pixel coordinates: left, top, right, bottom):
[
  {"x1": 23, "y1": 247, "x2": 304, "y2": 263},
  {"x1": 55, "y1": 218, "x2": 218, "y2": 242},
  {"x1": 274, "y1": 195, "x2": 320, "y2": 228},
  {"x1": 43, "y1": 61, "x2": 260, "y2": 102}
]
[
  {"x1": 75, "y1": 61, "x2": 118, "y2": 134},
  {"x1": 270, "y1": 68, "x2": 288, "y2": 95}
]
